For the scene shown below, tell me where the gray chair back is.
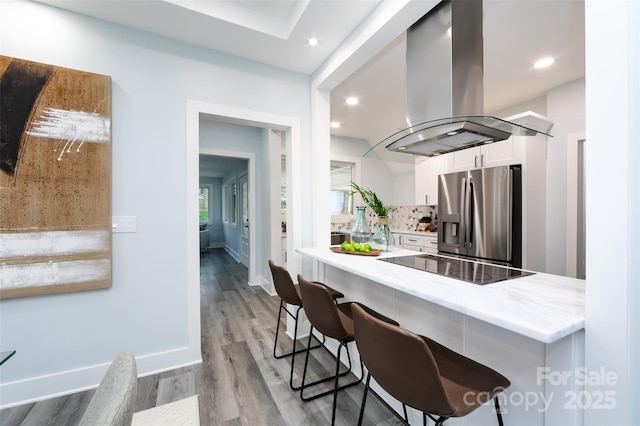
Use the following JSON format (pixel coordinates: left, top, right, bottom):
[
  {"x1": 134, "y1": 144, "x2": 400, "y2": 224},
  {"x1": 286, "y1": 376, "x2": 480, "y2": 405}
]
[{"x1": 79, "y1": 351, "x2": 138, "y2": 426}]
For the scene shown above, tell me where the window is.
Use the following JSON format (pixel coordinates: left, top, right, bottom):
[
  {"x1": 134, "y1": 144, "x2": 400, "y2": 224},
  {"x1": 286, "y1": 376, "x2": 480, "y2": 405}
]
[
  {"x1": 330, "y1": 161, "x2": 354, "y2": 215},
  {"x1": 198, "y1": 185, "x2": 212, "y2": 223},
  {"x1": 222, "y1": 181, "x2": 237, "y2": 226}
]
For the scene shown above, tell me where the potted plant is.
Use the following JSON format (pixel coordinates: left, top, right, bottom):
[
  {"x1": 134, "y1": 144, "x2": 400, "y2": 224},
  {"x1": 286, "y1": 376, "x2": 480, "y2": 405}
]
[{"x1": 350, "y1": 182, "x2": 395, "y2": 251}]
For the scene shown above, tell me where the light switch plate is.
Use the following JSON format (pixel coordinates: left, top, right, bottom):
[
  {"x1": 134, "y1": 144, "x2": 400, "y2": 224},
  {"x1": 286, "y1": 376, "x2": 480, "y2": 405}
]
[{"x1": 112, "y1": 216, "x2": 137, "y2": 233}]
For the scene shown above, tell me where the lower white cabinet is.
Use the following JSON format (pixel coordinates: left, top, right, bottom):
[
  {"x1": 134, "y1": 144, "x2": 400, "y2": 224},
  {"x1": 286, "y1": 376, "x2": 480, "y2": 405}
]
[
  {"x1": 424, "y1": 234, "x2": 438, "y2": 254},
  {"x1": 397, "y1": 232, "x2": 438, "y2": 254}
]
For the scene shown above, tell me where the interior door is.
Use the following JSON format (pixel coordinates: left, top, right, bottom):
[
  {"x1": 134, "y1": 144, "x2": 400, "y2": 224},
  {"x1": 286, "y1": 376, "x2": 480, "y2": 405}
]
[{"x1": 239, "y1": 173, "x2": 249, "y2": 267}]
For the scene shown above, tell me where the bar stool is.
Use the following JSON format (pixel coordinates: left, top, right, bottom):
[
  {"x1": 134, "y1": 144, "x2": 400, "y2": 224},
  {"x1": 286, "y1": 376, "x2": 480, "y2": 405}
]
[
  {"x1": 352, "y1": 303, "x2": 510, "y2": 426},
  {"x1": 297, "y1": 274, "x2": 399, "y2": 426},
  {"x1": 268, "y1": 260, "x2": 344, "y2": 390}
]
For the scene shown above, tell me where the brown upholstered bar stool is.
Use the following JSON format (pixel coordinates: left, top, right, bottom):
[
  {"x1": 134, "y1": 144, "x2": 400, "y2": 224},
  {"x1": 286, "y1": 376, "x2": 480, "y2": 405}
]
[
  {"x1": 352, "y1": 303, "x2": 510, "y2": 426},
  {"x1": 297, "y1": 274, "x2": 399, "y2": 426},
  {"x1": 268, "y1": 260, "x2": 344, "y2": 390}
]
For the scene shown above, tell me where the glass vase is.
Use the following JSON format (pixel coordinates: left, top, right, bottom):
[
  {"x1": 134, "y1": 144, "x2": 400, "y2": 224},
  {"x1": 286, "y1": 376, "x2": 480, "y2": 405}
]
[
  {"x1": 350, "y1": 206, "x2": 372, "y2": 244},
  {"x1": 372, "y1": 216, "x2": 395, "y2": 252}
]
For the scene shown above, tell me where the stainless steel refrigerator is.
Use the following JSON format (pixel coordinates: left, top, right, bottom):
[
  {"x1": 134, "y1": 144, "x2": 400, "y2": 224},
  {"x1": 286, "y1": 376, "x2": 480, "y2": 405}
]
[{"x1": 437, "y1": 165, "x2": 522, "y2": 267}]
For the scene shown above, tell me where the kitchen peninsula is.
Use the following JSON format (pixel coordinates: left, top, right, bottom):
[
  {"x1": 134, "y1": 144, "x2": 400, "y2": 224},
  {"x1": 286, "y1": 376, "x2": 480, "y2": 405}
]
[{"x1": 297, "y1": 246, "x2": 585, "y2": 426}]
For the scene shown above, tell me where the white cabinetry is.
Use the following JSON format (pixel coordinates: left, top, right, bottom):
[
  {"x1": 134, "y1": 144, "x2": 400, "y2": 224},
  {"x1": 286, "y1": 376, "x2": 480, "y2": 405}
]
[
  {"x1": 414, "y1": 155, "x2": 446, "y2": 205},
  {"x1": 424, "y1": 234, "x2": 438, "y2": 254},
  {"x1": 397, "y1": 232, "x2": 438, "y2": 254},
  {"x1": 403, "y1": 234, "x2": 426, "y2": 252},
  {"x1": 445, "y1": 138, "x2": 522, "y2": 173}
]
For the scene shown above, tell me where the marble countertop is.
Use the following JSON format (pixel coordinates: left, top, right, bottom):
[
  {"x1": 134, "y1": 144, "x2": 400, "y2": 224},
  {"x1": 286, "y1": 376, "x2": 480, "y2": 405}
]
[{"x1": 297, "y1": 246, "x2": 585, "y2": 344}]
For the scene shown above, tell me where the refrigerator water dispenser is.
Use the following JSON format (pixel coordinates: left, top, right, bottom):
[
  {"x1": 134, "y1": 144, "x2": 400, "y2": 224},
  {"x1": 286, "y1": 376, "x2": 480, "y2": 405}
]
[{"x1": 440, "y1": 214, "x2": 460, "y2": 246}]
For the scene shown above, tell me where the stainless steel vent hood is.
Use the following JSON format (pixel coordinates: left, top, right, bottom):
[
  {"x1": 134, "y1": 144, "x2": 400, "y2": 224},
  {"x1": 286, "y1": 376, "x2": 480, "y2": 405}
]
[{"x1": 376, "y1": 0, "x2": 551, "y2": 158}]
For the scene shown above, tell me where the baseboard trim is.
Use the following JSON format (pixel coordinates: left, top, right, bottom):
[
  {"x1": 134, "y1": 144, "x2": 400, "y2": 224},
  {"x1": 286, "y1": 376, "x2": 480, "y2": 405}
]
[
  {"x1": 0, "y1": 348, "x2": 202, "y2": 409},
  {"x1": 223, "y1": 246, "x2": 240, "y2": 262},
  {"x1": 255, "y1": 275, "x2": 275, "y2": 296}
]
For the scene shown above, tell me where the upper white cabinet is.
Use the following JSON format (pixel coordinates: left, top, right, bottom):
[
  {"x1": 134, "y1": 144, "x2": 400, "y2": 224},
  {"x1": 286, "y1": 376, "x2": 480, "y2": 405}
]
[
  {"x1": 444, "y1": 112, "x2": 553, "y2": 174},
  {"x1": 415, "y1": 155, "x2": 446, "y2": 205},
  {"x1": 445, "y1": 138, "x2": 522, "y2": 172}
]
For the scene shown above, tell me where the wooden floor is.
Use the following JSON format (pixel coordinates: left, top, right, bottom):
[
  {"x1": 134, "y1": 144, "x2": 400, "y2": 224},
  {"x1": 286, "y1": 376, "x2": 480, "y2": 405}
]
[{"x1": 0, "y1": 249, "x2": 402, "y2": 425}]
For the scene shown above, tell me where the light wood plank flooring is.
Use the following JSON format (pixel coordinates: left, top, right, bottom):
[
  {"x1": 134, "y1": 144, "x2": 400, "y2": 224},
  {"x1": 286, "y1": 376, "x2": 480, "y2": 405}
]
[{"x1": 1, "y1": 248, "x2": 402, "y2": 425}]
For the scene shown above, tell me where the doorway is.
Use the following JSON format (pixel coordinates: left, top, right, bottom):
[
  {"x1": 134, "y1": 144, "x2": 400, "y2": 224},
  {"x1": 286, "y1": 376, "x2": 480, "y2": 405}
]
[
  {"x1": 576, "y1": 140, "x2": 586, "y2": 279},
  {"x1": 187, "y1": 100, "x2": 303, "y2": 363},
  {"x1": 566, "y1": 131, "x2": 586, "y2": 278}
]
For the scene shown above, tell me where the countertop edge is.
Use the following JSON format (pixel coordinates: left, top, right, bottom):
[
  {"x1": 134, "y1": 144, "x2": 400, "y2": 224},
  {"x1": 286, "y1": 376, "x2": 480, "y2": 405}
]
[{"x1": 297, "y1": 246, "x2": 585, "y2": 344}]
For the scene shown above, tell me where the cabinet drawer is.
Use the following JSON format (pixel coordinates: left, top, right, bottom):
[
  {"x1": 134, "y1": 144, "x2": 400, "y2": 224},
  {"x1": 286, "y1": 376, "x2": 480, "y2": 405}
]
[
  {"x1": 424, "y1": 235, "x2": 438, "y2": 254},
  {"x1": 403, "y1": 235, "x2": 426, "y2": 246},
  {"x1": 404, "y1": 244, "x2": 424, "y2": 252}
]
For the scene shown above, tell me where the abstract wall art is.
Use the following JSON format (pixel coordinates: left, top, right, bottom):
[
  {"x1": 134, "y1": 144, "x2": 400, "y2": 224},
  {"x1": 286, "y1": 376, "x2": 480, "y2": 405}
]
[{"x1": 0, "y1": 56, "x2": 112, "y2": 299}]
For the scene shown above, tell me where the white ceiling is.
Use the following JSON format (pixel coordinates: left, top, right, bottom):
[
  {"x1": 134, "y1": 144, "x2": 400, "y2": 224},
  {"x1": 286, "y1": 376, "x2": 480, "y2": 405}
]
[
  {"x1": 35, "y1": 0, "x2": 382, "y2": 75},
  {"x1": 38, "y1": 0, "x2": 585, "y2": 165},
  {"x1": 330, "y1": 0, "x2": 585, "y2": 147}
]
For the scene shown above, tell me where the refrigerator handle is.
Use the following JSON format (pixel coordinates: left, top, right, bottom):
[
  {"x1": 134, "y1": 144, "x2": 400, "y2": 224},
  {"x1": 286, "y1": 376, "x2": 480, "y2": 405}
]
[{"x1": 462, "y1": 178, "x2": 472, "y2": 248}]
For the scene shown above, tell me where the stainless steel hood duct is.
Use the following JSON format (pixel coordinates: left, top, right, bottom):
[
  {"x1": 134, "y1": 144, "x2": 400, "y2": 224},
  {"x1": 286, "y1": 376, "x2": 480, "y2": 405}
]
[{"x1": 372, "y1": 0, "x2": 550, "y2": 159}]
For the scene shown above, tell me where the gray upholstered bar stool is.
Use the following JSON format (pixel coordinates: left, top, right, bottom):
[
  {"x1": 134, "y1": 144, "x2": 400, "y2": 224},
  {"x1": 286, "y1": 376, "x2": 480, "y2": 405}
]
[
  {"x1": 268, "y1": 260, "x2": 344, "y2": 390},
  {"x1": 297, "y1": 274, "x2": 399, "y2": 426},
  {"x1": 352, "y1": 303, "x2": 510, "y2": 426}
]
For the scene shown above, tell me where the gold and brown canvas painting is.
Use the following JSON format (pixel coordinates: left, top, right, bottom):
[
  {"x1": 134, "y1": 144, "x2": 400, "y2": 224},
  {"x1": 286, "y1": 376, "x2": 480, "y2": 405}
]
[{"x1": 0, "y1": 56, "x2": 112, "y2": 299}]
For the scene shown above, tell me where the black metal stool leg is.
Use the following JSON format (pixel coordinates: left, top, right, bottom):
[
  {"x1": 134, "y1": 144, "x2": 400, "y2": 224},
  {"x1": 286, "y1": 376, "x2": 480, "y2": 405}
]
[
  {"x1": 274, "y1": 301, "x2": 328, "y2": 391},
  {"x1": 274, "y1": 303, "x2": 323, "y2": 359},
  {"x1": 300, "y1": 327, "x2": 315, "y2": 398},
  {"x1": 434, "y1": 416, "x2": 447, "y2": 426},
  {"x1": 330, "y1": 341, "x2": 346, "y2": 425},
  {"x1": 273, "y1": 301, "x2": 286, "y2": 358},
  {"x1": 357, "y1": 373, "x2": 371, "y2": 426},
  {"x1": 300, "y1": 340, "x2": 364, "y2": 402},
  {"x1": 495, "y1": 396, "x2": 505, "y2": 426}
]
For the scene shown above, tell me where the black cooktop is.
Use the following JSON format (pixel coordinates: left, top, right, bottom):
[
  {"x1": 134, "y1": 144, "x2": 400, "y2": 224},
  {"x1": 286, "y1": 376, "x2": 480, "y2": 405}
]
[{"x1": 380, "y1": 254, "x2": 534, "y2": 285}]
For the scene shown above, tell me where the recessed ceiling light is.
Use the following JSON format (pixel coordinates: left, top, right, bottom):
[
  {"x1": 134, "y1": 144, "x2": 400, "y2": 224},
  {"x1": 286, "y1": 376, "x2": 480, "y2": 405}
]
[
  {"x1": 346, "y1": 97, "x2": 359, "y2": 106},
  {"x1": 308, "y1": 38, "x2": 318, "y2": 47},
  {"x1": 534, "y1": 57, "x2": 555, "y2": 69},
  {"x1": 330, "y1": 121, "x2": 341, "y2": 128}
]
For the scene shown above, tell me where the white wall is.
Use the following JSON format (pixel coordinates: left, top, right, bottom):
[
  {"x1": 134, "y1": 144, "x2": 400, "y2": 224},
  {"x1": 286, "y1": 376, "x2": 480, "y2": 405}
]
[
  {"x1": 0, "y1": 0, "x2": 310, "y2": 407},
  {"x1": 585, "y1": 1, "x2": 639, "y2": 424},
  {"x1": 330, "y1": 137, "x2": 418, "y2": 208},
  {"x1": 545, "y1": 78, "x2": 586, "y2": 275},
  {"x1": 390, "y1": 172, "x2": 415, "y2": 206},
  {"x1": 490, "y1": 95, "x2": 548, "y2": 118},
  {"x1": 330, "y1": 135, "x2": 400, "y2": 207}
]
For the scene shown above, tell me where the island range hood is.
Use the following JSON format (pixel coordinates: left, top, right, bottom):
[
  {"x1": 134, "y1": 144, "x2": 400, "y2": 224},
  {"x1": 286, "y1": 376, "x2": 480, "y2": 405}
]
[{"x1": 382, "y1": 0, "x2": 551, "y2": 158}]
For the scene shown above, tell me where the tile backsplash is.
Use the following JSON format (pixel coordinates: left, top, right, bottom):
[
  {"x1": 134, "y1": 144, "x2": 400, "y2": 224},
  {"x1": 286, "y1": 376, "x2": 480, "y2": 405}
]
[{"x1": 331, "y1": 205, "x2": 438, "y2": 233}]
